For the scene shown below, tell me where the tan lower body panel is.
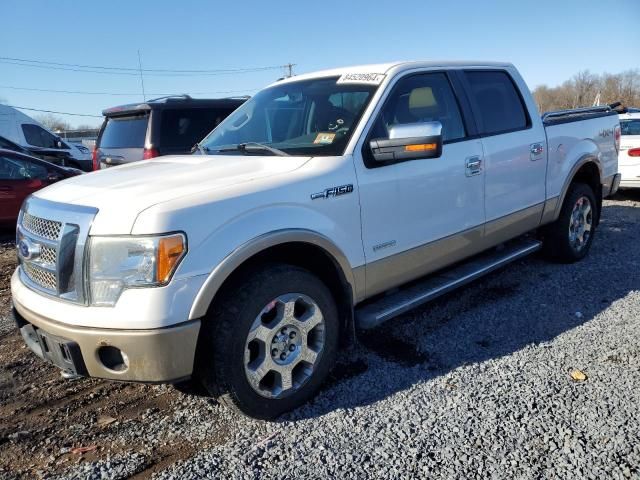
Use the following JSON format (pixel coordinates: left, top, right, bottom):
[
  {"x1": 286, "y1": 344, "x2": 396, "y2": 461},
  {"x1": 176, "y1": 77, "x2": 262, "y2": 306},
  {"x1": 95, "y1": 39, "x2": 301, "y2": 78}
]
[
  {"x1": 364, "y1": 202, "x2": 545, "y2": 299},
  {"x1": 13, "y1": 299, "x2": 200, "y2": 383}
]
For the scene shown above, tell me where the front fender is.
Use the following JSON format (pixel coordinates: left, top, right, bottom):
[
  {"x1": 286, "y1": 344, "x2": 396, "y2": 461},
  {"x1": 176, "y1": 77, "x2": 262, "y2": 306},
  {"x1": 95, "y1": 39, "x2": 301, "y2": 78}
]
[{"x1": 188, "y1": 227, "x2": 361, "y2": 319}]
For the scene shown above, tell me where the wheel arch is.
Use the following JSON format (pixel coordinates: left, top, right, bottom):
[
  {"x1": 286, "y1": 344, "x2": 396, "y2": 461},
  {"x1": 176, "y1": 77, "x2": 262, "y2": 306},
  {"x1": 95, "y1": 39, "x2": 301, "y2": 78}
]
[
  {"x1": 553, "y1": 155, "x2": 603, "y2": 224},
  {"x1": 189, "y1": 229, "x2": 361, "y2": 342}
]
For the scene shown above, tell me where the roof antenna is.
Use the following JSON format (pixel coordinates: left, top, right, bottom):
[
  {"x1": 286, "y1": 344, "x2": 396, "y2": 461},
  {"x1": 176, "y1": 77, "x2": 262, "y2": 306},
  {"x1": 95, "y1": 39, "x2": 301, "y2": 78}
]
[{"x1": 137, "y1": 50, "x2": 146, "y2": 101}]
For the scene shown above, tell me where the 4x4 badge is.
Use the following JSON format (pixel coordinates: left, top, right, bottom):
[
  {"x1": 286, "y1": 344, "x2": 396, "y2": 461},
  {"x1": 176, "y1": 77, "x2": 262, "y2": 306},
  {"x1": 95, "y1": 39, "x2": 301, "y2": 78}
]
[{"x1": 310, "y1": 184, "x2": 353, "y2": 200}]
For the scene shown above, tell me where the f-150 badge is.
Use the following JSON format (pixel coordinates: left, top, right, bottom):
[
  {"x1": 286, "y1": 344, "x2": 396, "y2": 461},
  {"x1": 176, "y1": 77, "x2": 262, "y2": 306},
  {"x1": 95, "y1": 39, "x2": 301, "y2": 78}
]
[{"x1": 311, "y1": 184, "x2": 354, "y2": 200}]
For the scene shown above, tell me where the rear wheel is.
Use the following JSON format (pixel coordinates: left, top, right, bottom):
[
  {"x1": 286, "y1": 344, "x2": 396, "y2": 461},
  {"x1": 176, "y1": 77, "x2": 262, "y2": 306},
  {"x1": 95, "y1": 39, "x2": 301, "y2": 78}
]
[
  {"x1": 194, "y1": 264, "x2": 339, "y2": 419},
  {"x1": 542, "y1": 182, "x2": 597, "y2": 263}
]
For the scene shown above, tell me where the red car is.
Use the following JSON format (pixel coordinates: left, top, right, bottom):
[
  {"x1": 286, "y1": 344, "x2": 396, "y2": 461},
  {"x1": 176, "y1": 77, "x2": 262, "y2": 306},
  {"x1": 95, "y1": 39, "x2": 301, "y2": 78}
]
[{"x1": 0, "y1": 149, "x2": 82, "y2": 226}]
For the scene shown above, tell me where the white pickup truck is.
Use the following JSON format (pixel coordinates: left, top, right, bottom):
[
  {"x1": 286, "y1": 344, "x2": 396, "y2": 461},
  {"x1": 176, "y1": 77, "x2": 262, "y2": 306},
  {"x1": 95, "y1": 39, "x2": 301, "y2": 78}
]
[{"x1": 10, "y1": 61, "x2": 621, "y2": 419}]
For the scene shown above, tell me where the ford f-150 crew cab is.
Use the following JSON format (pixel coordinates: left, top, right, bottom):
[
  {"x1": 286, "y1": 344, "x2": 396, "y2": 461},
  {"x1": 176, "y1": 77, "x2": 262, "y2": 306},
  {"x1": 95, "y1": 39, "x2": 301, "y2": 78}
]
[{"x1": 10, "y1": 61, "x2": 621, "y2": 419}]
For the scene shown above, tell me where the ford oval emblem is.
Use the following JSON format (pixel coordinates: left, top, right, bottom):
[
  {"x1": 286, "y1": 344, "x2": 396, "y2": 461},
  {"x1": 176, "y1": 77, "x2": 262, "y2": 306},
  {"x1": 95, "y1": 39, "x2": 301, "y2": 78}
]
[{"x1": 18, "y1": 238, "x2": 40, "y2": 260}]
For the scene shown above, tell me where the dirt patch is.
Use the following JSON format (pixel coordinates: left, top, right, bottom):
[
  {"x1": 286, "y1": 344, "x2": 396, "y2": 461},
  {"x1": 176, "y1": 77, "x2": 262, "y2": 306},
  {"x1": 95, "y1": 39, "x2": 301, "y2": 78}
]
[
  {"x1": 0, "y1": 329, "x2": 212, "y2": 478},
  {"x1": 0, "y1": 234, "x2": 16, "y2": 321},
  {"x1": 0, "y1": 239, "x2": 226, "y2": 478}
]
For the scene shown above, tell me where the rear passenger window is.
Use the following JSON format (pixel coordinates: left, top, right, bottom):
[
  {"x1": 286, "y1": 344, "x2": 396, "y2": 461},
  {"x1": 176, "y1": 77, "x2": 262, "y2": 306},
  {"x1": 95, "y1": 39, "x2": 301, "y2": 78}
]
[
  {"x1": 159, "y1": 108, "x2": 233, "y2": 148},
  {"x1": 465, "y1": 71, "x2": 529, "y2": 135}
]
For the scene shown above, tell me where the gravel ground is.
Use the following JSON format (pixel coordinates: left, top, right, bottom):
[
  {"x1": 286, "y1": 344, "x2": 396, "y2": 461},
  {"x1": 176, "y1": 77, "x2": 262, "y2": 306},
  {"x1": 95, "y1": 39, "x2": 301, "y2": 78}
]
[{"x1": 1, "y1": 191, "x2": 639, "y2": 479}]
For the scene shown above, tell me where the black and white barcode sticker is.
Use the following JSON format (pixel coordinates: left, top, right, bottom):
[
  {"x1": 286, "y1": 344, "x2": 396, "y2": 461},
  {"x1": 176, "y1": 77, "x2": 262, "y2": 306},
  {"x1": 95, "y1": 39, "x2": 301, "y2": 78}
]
[{"x1": 336, "y1": 73, "x2": 386, "y2": 85}]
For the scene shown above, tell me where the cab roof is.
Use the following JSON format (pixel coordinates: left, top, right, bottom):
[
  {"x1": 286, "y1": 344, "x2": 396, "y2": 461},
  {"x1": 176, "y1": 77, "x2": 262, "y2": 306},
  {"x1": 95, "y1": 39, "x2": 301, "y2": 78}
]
[{"x1": 270, "y1": 60, "x2": 513, "y2": 87}]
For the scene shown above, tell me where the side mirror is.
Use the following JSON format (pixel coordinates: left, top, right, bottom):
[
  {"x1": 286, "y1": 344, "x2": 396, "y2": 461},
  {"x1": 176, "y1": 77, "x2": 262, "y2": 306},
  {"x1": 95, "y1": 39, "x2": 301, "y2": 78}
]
[
  {"x1": 47, "y1": 172, "x2": 62, "y2": 182},
  {"x1": 369, "y1": 121, "x2": 443, "y2": 162}
]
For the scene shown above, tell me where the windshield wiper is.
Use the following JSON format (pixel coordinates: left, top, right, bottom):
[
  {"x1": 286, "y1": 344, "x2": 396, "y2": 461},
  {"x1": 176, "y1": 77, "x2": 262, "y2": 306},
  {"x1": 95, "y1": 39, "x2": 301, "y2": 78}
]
[
  {"x1": 191, "y1": 142, "x2": 208, "y2": 155},
  {"x1": 215, "y1": 142, "x2": 289, "y2": 157}
]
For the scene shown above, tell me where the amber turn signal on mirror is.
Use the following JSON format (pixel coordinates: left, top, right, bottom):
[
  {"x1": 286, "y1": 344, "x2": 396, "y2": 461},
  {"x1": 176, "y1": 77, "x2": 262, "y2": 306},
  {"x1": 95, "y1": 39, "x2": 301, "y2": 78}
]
[{"x1": 405, "y1": 143, "x2": 437, "y2": 152}]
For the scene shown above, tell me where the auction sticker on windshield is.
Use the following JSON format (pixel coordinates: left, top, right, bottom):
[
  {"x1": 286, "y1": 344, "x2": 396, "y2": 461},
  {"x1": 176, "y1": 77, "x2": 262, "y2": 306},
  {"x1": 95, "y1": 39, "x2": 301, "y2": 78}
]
[
  {"x1": 314, "y1": 133, "x2": 336, "y2": 144},
  {"x1": 337, "y1": 73, "x2": 385, "y2": 85}
]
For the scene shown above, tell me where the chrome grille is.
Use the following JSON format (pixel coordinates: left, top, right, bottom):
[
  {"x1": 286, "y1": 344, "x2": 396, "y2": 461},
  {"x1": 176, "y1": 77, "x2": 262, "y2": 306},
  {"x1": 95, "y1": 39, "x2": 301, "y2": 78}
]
[
  {"x1": 23, "y1": 263, "x2": 57, "y2": 291},
  {"x1": 18, "y1": 197, "x2": 97, "y2": 305},
  {"x1": 22, "y1": 212, "x2": 62, "y2": 240},
  {"x1": 40, "y1": 246, "x2": 57, "y2": 266}
]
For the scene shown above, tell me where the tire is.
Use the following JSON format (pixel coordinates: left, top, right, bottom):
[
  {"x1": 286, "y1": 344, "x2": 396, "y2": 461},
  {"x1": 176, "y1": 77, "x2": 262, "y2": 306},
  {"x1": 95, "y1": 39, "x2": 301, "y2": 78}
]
[
  {"x1": 172, "y1": 378, "x2": 210, "y2": 397},
  {"x1": 194, "y1": 264, "x2": 339, "y2": 419},
  {"x1": 542, "y1": 182, "x2": 597, "y2": 263}
]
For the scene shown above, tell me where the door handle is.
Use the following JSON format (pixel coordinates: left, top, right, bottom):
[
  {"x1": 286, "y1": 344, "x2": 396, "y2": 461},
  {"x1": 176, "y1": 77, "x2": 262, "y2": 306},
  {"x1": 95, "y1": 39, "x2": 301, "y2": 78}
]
[
  {"x1": 530, "y1": 142, "x2": 544, "y2": 160},
  {"x1": 465, "y1": 156, "x2": 482, "y2": 176}
]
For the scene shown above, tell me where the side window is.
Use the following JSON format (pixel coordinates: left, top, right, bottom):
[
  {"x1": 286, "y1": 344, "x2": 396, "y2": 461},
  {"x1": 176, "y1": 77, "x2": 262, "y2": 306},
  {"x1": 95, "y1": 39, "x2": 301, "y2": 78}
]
[
  {"x1": 464, "y1": 71, "x2": 529, "y2": 135},
  {"x1": 621, "y1": 120, "x2": 640, "y2": 136},
  {"x1": 159, "y1": 108, "x2": 234, "y2": 148},
  {"x1": 22, "y1": 124, "x2": 59, "y2": 148},
  {"x1": 24, "y1": 161, "x2": 49, "y2": 180},
  {"x1": 0, "y1": 156, "x2": 42, "y2": 180},
  {"x1": 370, "y1": 72, "x2": 467, "y2": 143}
]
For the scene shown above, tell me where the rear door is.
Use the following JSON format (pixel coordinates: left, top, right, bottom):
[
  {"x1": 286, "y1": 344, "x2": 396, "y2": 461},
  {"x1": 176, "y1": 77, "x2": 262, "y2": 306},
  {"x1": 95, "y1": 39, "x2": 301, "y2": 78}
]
[
  {"x1": 461, "y1": 69, "x2": 546, "y2": 229},
  {"x1": 97, "y1": 113, "x2": 149, "y2": 167},
  {"x1": 156, "y1": 107, "x2": 235, "y2": 156}
]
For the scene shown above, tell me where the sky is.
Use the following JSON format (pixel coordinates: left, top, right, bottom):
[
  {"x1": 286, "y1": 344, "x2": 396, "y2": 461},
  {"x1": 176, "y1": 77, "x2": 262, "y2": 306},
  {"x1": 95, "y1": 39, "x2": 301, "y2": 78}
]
[{"x1": 1, "y1": 0, "x2": 638, "y2": 128}]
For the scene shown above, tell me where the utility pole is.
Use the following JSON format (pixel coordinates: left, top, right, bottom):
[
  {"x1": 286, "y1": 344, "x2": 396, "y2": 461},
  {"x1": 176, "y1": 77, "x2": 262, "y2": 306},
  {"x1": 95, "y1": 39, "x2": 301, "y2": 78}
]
[
  {"x1": 137, "y1": 50, "x2": 146, "y2": 101},
  {"x1": 284, "y1": 63, "x2": 296, "y2": 78}
]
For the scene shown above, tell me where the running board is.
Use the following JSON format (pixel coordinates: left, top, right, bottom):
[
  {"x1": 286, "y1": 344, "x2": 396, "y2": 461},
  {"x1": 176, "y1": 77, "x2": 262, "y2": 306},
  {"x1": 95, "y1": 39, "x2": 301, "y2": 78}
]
[{"x1": 355, "y1": 238, "x2": 542, "y2": 330}]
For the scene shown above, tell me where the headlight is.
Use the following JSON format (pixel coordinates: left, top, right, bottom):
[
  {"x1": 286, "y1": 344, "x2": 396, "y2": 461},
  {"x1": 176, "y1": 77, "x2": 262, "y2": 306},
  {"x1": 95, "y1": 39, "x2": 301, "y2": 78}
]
[
  {"x1": 76, "y1": 145, "x2": 90, "y2": 154},
  {"x1": 88, "y1": 233, "x2": 186, "y2": 306}
]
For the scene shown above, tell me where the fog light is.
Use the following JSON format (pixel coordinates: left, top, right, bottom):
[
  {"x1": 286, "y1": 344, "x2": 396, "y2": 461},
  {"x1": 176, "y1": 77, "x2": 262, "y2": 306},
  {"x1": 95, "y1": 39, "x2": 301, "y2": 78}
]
[{"x1": 97, "y1": 346, "x2": 129, "y2": 372}]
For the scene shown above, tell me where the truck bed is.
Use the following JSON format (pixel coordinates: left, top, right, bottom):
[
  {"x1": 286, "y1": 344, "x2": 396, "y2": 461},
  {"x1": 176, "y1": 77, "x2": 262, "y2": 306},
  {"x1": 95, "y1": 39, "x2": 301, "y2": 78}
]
[
  {"x1": 543, "y1": 108, "x2": 620, "y2": 202},
  {"x1": 542, "y1": 106, "x2": 618, "y2": 126}
]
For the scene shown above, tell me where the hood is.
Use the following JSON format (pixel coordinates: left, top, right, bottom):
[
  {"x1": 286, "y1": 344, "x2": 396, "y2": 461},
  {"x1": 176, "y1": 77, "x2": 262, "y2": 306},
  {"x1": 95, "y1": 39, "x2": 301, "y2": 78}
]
[{"x1": 35, "y1": 154, "x2": 311, "y2": 233}]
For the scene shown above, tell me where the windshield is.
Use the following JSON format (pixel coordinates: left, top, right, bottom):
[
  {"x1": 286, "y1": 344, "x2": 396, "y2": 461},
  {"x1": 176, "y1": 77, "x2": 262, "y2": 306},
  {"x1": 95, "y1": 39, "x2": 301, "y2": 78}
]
[
  {"x1": 621, "y1": 119, "x2": 640, "y2": 136},
  {"x1": 200, "y1": 76, "x2": 377, "y2": 156}
]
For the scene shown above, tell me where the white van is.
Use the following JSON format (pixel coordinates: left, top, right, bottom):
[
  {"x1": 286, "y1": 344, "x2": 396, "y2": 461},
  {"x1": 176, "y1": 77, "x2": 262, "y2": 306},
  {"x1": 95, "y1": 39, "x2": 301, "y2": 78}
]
[{"x1": 0, "y1": 104, "x2": 93, "y2": 171}]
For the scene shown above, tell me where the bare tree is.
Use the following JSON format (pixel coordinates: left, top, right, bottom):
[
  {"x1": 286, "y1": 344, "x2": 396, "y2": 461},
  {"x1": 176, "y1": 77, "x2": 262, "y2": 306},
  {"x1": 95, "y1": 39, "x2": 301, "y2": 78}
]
[
  {"x1": 533, "y1": 69, "x2": 640, "y2": 113},
  {"x1": 75, "y1": 123, "x2": 98, "y2": 131},
  {"x1": 34, "y1": 113, "x2": 71, "y2": 132}
]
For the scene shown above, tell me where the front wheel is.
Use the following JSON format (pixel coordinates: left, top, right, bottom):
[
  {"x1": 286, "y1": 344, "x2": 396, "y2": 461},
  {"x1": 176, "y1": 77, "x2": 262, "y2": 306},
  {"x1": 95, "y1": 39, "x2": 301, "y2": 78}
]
[
  {"x1": 194, "y1": 264, "x2": 339, "y2": 419},
  {"x1": 542, "y1": 182, "x2": 597, "y2": 263}
]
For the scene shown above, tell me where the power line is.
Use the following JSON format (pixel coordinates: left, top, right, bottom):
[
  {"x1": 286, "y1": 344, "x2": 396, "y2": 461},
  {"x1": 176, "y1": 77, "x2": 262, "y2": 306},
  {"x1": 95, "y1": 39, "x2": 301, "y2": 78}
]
[
  {"x1": 0, "y1": 60, "x2": 141, "y2": 76},
  {"x1": 5, "y1": 105, "x2": 102, "y2": 118},
  {"x1": 0, "y1": 85, "x2": 259, "y2": 96},
  {"x1": 0, "y1": 55, "x2": 289, "y2": 73},
  {"x1": 0, "y1": 56, "x2": 290, "y2": 76}
]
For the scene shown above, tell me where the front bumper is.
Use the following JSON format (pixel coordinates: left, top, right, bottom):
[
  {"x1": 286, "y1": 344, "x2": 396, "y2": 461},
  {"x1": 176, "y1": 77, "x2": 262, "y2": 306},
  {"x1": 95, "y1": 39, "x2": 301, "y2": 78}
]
[
  {"x1": 12, "y1": 297, "x2": 201, "y2": 383},
  {"x1": 619, "y1": 178, "x2": 640, "y2": 189}
]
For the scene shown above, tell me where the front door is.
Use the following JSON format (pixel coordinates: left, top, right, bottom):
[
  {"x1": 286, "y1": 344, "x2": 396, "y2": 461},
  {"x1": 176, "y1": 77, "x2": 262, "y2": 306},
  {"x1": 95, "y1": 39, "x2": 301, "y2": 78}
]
[{"x1": 353, "y1": 71, "x2": 486, "y2": 297}]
